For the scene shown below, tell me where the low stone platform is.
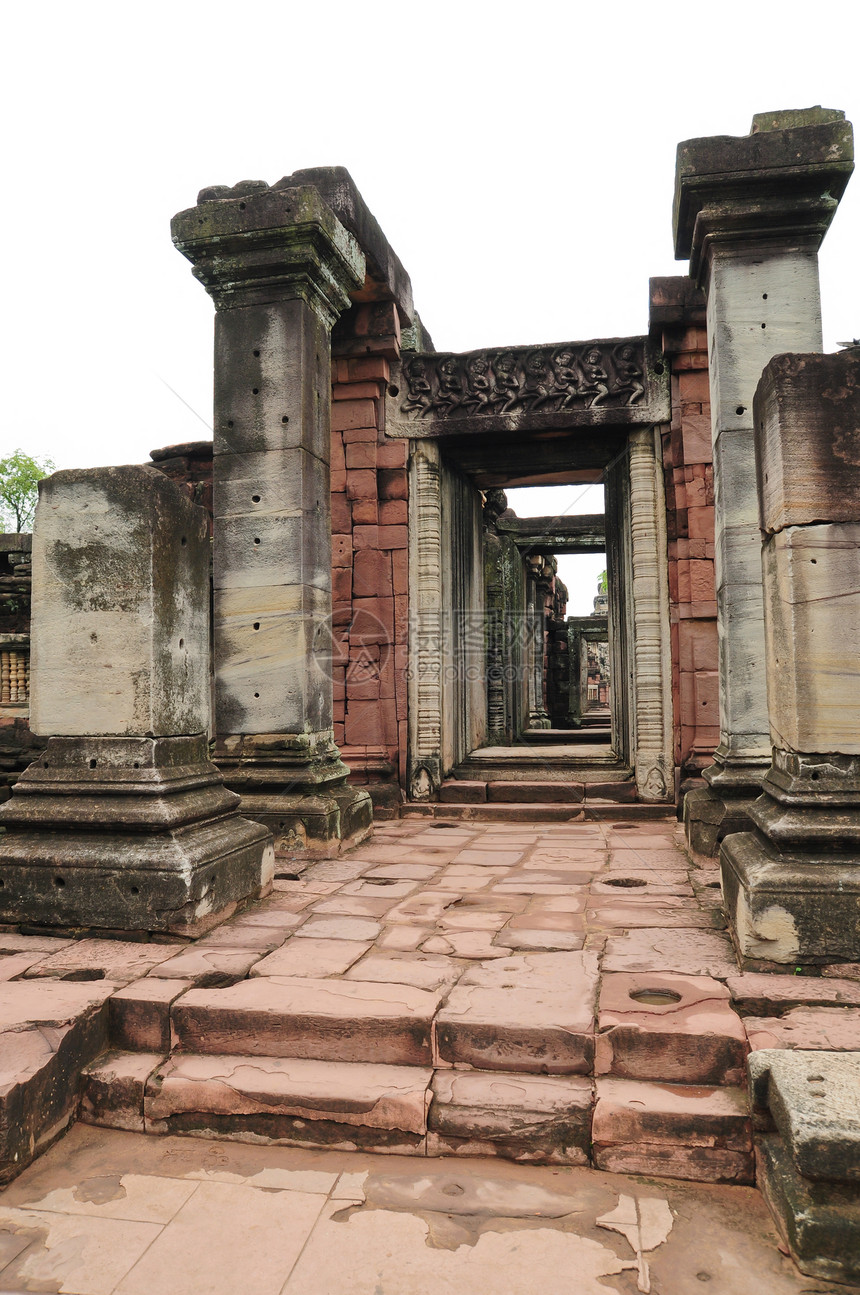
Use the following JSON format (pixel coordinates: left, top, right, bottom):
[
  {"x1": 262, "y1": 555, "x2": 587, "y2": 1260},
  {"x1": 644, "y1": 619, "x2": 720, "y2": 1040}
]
[{"x1": 2, "y1": 815, "x2": 859, "y2": 1200}]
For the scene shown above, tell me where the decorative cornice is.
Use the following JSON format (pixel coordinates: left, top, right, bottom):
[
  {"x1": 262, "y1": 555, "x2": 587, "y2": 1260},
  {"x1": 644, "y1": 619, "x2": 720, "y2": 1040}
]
[
  {"x1": 673, "y1": 111, "x2": 854, "y2": 279},
  {"x1": 171, "y1": 185, "x2": 365, "y2": 327}
]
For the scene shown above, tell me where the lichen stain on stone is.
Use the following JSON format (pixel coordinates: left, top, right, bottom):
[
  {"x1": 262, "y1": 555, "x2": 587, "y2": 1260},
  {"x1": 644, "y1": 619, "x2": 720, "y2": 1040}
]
[
  {"x1": 736, "y1": 889, "x2": 799, "y2": 962},
  {"x1": 72, "y1": 1172, "x2": 128, "y2": 1204}
]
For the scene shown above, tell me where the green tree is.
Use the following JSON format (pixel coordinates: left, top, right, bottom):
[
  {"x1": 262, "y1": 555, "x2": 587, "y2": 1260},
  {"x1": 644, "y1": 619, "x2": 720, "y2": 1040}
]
[
  {"x1": 597, "y1": 569, "x2": 608, "y2": 595},
  {"x1": 0, "y1": 450, "x2": 56, "y2": 532}
]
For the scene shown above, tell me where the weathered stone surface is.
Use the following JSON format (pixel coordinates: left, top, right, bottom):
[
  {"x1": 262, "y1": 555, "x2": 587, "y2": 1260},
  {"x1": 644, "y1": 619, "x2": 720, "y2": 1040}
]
[
  {"x1": 596, "y1": 972, "x2": 748, "y2": 1085},
  {"x1": 23, "y1": 939, "x2": 177, "y2": 985},
  {"x1": 0, "y1": 980, "x2": 117, "y2": 1183},
  {"x1": 755, "y1": 350, "x2": 860, "y2": 534},
  {"x1": 586, "y1": 897, "x2": 721, "y2": 929},
  {"x1": 721, "y1": 833, "x2": 860, "y2": 965},
  {"x1": 173, "y1": 182, "x2": 372, "y2": 860},
  {"x1": 80, "y1": 1050, "x2": 164, "y2": 1132},
  {"x1": 147, "y1": 947, "x2": 261, "y2": 987},
  {"x1": 344, "y1": 952, "x2": 462, "y2": 992},
  {"x1": 250, "y1": 938, "x2": 371, "y2": 979},
  {"x1": 727, "y1": 974, "x2": 860, "y2": 1016},
  {"x1": 761, "y1": 523, "x2": 860, "y2": 755},
  {"x1": 110, "y1": 979, "x2": 191, "y2": 1051},
  {"x1": 28, "y1": 466, "x2": 210, "y2": 738},
  {"x1": 749, "y1": 1049, "x2": 860, "y2": 1182},
  {"x1": 172, "y1": 976, "x2": 446, "y2": 1065},
  {"x1": 756, "y1": 1132, "x2": 860, "y2": 1284},
  {"x1": 592, "y1": 1077, "x2": 753, "y2": 1183},
  {"x1": 744, "y1": 1007, "x2": 860, "y2": 1052},
  {"x1": 435, "y1": 953, "x2": 597, "y2": 1074},
  {"x1": 428, "y1": 1070, "x2": 592, "y2": 1164},
  {"x1": 146, "y1": 1053, "x2": 431, "y2": 1152},
  {"x1": 602, "y1": 928, "x2": 738, "y2": 978}
]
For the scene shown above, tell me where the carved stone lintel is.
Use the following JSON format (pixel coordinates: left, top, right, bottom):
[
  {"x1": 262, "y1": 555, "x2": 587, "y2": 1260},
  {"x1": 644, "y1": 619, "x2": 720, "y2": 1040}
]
[{"x1": 387, "y1": 338, "x2": 669, "y2": 437}]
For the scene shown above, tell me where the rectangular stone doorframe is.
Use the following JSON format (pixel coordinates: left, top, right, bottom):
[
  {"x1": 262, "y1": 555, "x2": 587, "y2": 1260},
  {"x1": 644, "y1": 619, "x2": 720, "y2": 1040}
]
[{"x1": 406, "y1": 426, "x2": 673, "y2": 803}]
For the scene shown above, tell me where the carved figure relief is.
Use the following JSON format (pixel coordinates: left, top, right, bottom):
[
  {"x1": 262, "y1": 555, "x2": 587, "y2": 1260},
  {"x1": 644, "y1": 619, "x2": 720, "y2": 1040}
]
[{"x1": 399, "y1": 342, "x2": 648, "y2": 420}]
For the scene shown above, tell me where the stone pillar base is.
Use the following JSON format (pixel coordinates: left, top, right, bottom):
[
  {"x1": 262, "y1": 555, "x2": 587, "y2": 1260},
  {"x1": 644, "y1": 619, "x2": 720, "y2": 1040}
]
[
  {"x1": 683, "y1": 786, "x2": 759, "y2": 856},
  {"x1": 0, "y1": 736, "x2": 273, "y2": 937},
  {"x1": 527, "y1": 711, "x2": 552, "y2": 731},
  {"x1": 216, "y1": 733, "x2": 372, "y2": 861},
  {"x1": 721, "y1": 831, "x2": 860, "y2": 967}
]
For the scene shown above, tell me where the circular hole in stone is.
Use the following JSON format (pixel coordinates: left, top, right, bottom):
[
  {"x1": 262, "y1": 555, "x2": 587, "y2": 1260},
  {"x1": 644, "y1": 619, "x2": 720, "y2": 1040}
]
[
  {"x1": 54, "y1": 876, "x2": 66, "y2": 887},
  {"x1": 89, "y1": 759, "x2": 97, "y2": 769},
  {"x1": 252, "y1": 387, "x2": 259, "y2": 394},
  {"x1": 252, "y1": 494, "x2": 261, "y2": 503},
  {"x1": 388, "y1": 384, "x2": 399, "y2": 397},
  {"x1": 807, "y1": 1074, "x2": 825, "y2": 1083},
  {"x1": 253, "y1": 692, "x2": 259, "y2": 698},
  {"x1": 629, "y1": 988, "x2": 682, "y2": 1006},
  {"x1": 605, "y1": 877, "x2": 647, "y2": 888},
  {"x1": 43, "y1": 761, "x2": 49, "y2": 768},
  {"x1": 253, "y1": 622, "x2": 260, "y2": 631},
  {"x1": 762, "y1": 293, "x2": 768, "y2": 300},
  {"x1": 239, "y1": 202, "x2": 246, "y2": 210},
  {"x1": 0, "y1": 879, "x2": 5, "y2": 887},
  {"x1": 282, "y1": 415, "x2": 289, "y2": 423},
  {"x1": 181, "y1": 536, "x2": 187, "y2": 546},
  {"x1": 761, "y1": 322, "x2": 766, "y2": 329},
  {"x1": 133, "y1": 762, "x2": 140, "y2": 769},
  {"x1": 253, "y1": 349, "x2": 260, "y2": 357},
  {"x1": 811, "y1": 771, "x2": 820, "y2": 780},
  {"x1": 130, "y1": 886, "x2": 139, "y2": 895},
  {"x1": 254, "y1": 538, "x2": 261, "y2": 546},
  {"x1": 654, "y1": 362, "x2": 665, "y2": 375},
  {"x1": 736, "y1": 406, "x2": 745, "y2": 416}
]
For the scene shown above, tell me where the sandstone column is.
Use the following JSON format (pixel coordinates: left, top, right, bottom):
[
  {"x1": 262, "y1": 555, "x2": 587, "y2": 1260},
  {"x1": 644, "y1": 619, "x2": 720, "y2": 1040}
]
[
  {"x1": 172, "y1": 182, "x2": 373, "y2": 856},
  {"x1": 674, "y1": 108, "x2": 854, "y2": 853},
  {"x1": 722, "y1": 350, "x2": 860, "y2": 964},
  {"x1": 566, "y1": 624, "x2": 584, "y2": 728},
  {"x1": 0, "y1": 466, "x2": 273, "y2": 935}
]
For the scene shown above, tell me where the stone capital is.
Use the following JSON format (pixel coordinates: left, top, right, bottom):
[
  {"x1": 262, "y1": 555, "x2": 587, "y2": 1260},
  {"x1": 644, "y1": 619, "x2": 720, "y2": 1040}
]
[
  {"x1": 171, "y1": 182, "x2": 366, "y2": 326},
  {"x1": 673, "y1": 109, "x2": 854, "y2": 280}
]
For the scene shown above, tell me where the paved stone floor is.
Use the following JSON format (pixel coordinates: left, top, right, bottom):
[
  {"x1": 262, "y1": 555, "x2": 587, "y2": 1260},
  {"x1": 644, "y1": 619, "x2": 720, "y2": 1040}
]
[
  {"x1": 4, "y1": 813, "x2": 860, "y2": 1288},
  {"x1": 0, "y1": 1121, "x2": 853, "y2": 1295}
]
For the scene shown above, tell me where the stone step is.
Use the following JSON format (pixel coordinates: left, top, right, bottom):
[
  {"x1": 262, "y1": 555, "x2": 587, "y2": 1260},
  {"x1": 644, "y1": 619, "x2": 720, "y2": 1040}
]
[
  {"x1": 80, "y1": 1051, "x2": 593, "y2": 1165},
  {"x1": 455, "y1": 759, "x2": 625, "y2": 782},
  {"x1": 401, "y1": 802, "x2": 675, "y2": 823},
  {"x1": 592, "y1": 1076, "x2": 755, "y2": 1184}
]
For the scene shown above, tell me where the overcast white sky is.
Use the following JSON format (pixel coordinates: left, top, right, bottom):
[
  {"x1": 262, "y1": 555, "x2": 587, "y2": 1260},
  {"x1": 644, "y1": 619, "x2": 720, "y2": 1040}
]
[{"x1": 3, "y1": 1, "x2": 857, "y2": 494}]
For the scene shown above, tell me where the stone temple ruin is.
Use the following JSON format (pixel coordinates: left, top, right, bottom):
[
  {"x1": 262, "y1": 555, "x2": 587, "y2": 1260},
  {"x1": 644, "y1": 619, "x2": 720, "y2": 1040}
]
[{"x1": 0, "y1": 107, "x2": 859, "y2": 1284}]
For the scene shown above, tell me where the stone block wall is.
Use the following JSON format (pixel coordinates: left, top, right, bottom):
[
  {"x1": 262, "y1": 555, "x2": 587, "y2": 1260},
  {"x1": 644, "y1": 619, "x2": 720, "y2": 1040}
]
[
  {"x1": 330, "y1": 324, "x2": 409, "y2": 814},
  {"x1": 654, "y1": 303, "x2": 719, "y2": 785}
]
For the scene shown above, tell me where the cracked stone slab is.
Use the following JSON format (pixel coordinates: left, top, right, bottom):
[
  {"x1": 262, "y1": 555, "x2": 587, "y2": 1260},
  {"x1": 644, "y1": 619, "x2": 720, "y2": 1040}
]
[
  {"x1": 146, "y1": 946, "x2": 260, "y2": 988},
  {"x1": 596, "y1": 972, "x2": 748, "y2": 1085},
  {"x1": 586, "y1": 897, "x2": 723, "y2": 929},
  {"x1": 745, "y1": 1007, "x2": 860, "y2": 1052},
  {"x1": 727, "y1": 974, "x2": 860, "y2": 1015},
  {"x1": 171, "y1": 976, "x2": 448, "y2": 1065},
  {"x1": 602, "y1": 928, "x2": 738, "y2": 978},
  {"x1": 146, "y1": 1053, "x2": 432, "y2": 1151},
  {"x1": 250, "y1": 938, "x2": 372, "y2": 979},
  {"x1": 748, "y1": 1049, "x2": 860, "y2": 1182},
  {"x1": 81, "y1": 1050, "x2": 164, "y2": 1132},
  {"x1": 21, "y1": 938, "x2": 178, "y2": 985},
  {"x1": 344, "y1": 952, "x2": 464, "y2": 993},
  {"x1": 110, "y1": 979, "x2": 191, "y2": 1051},
  {"x1": 428, "y1": 1070, "x2": 592, "y2": 1165},
  {"x1": 292, "y1": 915, "x2": 382, "y2": 942}
]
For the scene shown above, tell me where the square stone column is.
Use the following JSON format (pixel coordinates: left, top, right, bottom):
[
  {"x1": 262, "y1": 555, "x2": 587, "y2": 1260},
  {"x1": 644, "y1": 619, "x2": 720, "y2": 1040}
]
[
  {"x1": 674, "y1": 108, "x2": 854, "y2": 854},
  {"x1": 566, "y1": 624, "x2": 584, "y2": 728},
  {"x1": 172, "y1": 181, "x2": 373, "y2": 857},
  {"x1": 0, "y1": 466, "x2": 273, "y2": 935},
  {"x1": 721, "y1": 350, "x2": 860, "y2": 964}
]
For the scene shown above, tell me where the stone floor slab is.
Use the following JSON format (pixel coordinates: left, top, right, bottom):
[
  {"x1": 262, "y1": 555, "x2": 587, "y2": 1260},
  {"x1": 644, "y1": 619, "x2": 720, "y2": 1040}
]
[{"x1": 745, "y1": 1007, "x2": 860, "y2": 1052}]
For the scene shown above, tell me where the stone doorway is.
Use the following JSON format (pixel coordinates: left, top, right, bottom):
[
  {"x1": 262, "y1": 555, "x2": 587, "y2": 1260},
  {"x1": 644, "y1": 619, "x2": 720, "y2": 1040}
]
[{"x1": 391, "y1": 336, "x2": 674, "y2": 805}]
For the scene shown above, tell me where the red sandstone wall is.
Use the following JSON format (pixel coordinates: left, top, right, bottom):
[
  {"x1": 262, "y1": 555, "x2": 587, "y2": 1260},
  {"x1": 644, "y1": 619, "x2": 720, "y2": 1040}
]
[
  {"x1": 660, "y1": 324, "x2": 719, "y2": 786},
  {"x1": 330, "y1": 334, "x2": 409, "y2": 814}
]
